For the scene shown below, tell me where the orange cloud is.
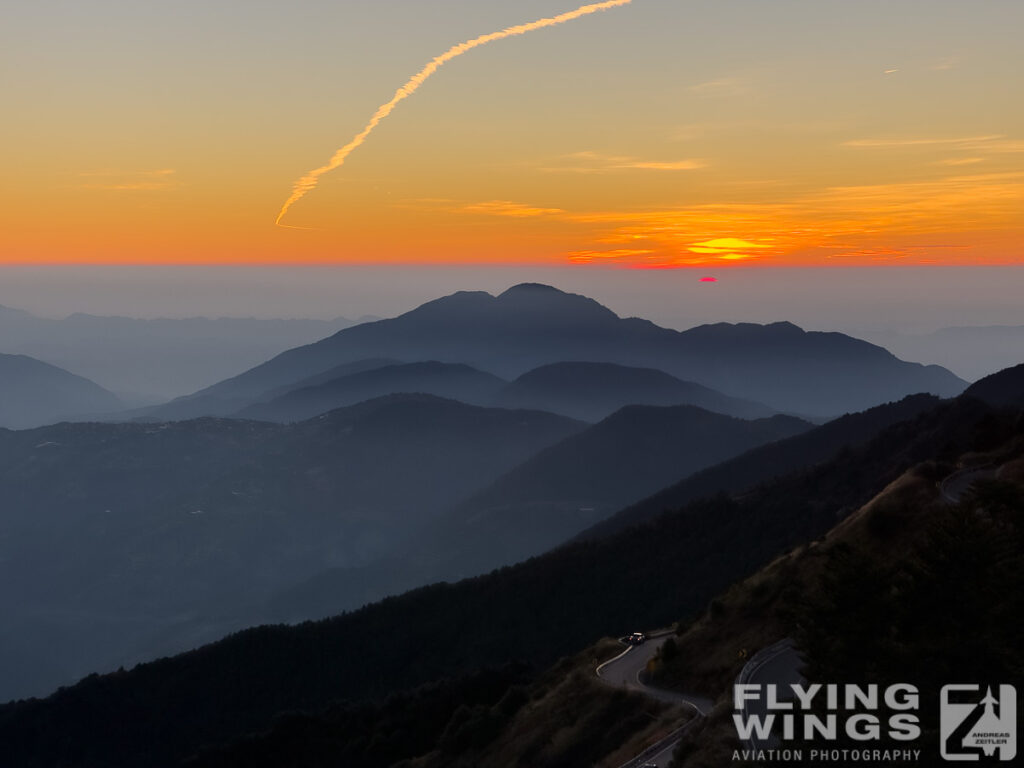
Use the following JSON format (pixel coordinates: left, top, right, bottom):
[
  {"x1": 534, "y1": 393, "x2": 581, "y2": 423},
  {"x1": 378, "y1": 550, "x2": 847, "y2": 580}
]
[
  {"x1": 623, "y1": 160, "x2": 708, "y2": 171},
  {"x1": 567, "y1": 248, "x2": 655, "y2": 262},
  {"x1": 462, "y1": 200, "x2": 564, "y2": 217},
  {"x1": 554, "y1": 169, "x2": 1024, "y2": 267},
  {"x1": 844, "y1": 135, "x2": 1024, "y2": 154},
  {"x1": 544, "y1": 151, "x2": 707, "y2": 173},
  {"x1": 80, "y1": 169, "x2": 178, "y2": 191},
  {"x1": 938, "y1": 157, "x2": 985, "y2": 166},
  {"x1": 688, "y1": 238, "x2": 772, "y2": 254},
  {"x1": 688, "y1": 77, "x2": 749, "y2": 97}
]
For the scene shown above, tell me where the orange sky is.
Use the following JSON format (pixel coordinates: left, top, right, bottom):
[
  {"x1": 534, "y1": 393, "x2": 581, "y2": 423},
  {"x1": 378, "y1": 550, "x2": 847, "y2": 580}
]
[{"x1": 2, "y1": 1, "x2": 1021, "y2": 268}]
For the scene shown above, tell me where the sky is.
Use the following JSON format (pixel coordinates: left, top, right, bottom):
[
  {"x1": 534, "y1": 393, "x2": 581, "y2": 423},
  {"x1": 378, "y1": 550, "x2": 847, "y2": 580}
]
[
  {"x1": 3, "y1": 264, "x2": 1024, "y2": 336},
  {"x1": 2, "y1": 0, "x2": 1022, "y2": 269}
]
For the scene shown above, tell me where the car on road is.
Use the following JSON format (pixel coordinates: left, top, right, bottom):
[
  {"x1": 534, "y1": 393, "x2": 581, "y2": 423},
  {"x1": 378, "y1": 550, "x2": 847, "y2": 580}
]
[{"x1": 628, "y1": 632, "x2": 647, "y2": 645}]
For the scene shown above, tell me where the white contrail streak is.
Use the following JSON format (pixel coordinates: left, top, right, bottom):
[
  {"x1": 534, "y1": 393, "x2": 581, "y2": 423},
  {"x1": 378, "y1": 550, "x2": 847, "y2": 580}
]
[{"x1": 275, "y1": 0, "x2": 634, "y2": 226}]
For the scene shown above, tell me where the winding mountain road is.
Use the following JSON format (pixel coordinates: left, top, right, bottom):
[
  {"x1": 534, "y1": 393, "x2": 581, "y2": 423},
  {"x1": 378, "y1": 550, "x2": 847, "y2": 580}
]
[
  {"x1": 596, "y1": 633, "x2": 713, "y2": 767},
  {"x1": 940, "y1": 464, "x2": 997, "y2": 504}
]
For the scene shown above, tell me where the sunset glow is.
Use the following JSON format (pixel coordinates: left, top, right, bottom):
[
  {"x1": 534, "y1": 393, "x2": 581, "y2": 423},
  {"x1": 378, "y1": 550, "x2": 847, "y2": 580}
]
[{"x1": 2, "y1": 1, "x2": 1021, "y2": 268}]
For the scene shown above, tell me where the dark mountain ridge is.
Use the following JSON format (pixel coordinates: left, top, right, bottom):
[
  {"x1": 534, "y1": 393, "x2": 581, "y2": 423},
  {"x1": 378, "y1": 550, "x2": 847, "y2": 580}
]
[
  {"x1": 579, "y1": 392, "x2": 944, "y2": 541},
  {"x1": 1, "y1": 388, "x2": 1009, "y2": 767},
  {"x1": 152, "y1": 284, "x2": 966, "y2": 419},
  {"x1": 961, "y1": 361, "x2": 1024, "y2": 408}
]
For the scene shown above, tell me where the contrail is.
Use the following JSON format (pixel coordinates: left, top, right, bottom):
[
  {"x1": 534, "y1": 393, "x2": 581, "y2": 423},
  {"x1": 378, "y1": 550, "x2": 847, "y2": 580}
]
[{"x1": 275, "y1": 0, "x2": 633, "y2": 226}]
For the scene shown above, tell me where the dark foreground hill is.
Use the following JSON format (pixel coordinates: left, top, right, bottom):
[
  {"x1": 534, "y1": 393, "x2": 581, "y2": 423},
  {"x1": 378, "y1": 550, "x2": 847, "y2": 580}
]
[
  {"x1": 961, "y1": 361, "x2": 1024, "y2": 408},
  {"x1": 0, "y1": 353, "x2": 122, "y2": 429},
  {"x1": 0, "y1": 396, "x2": 580, "y2": 701},
  {"x1": 150, "y1": 284, "x2": 966, "y2": 419},
  {"x1": 392, "y1": 415, "x2": 1024, "y2": 768},
  {"x1": 647, "y1": 436, "x2": 1024, "y2": 766},
  {"x1": 1, "y1": 391, "x2": 1010, "y2": 767}
]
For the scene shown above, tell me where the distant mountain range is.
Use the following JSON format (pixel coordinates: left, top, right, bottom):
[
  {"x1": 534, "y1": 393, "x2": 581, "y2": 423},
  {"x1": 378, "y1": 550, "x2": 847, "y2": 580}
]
[
  {"x1": 237, "y1": 361, "x2": 507, "y2": 422},
  {"x1": 151, "y1": 284, "x2": 966, "y2": 420},
  {"x1": 0, "y1": 395, "x2": 579, "y2": 701},
  {"x1": 0, "y1": 387, "x2": 807, "y2": 701},
  {"x1": 237, "y1": 360, "x2": 775, "y2": 424},
  {"x1": 0, "y1": 304, "x2": 360, "y2": 401},
  {"x1": 864, "y1": 324, "x2": 1024, "y2": 381},
  {"x1": 6, "y1": 365, "x2": 1018, "y2": 768},
  {"x1": 0, "y1": 281, "x2": 1004, "y2": 762},
  {"x1": 0, "y1": 353, "x2": 121, "y2": 429}
]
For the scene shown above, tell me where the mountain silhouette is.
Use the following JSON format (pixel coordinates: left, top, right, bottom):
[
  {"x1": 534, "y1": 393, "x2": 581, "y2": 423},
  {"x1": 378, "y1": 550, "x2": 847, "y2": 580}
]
[
  {"x1": 237, "y1": 362, "x2": 507, "y2": 423},
  {"x1": 152, "y1": 284, "x2": 966, "y2": 419},
  {"x1": 494, "y1": 361, "x2": 774, "y2": 421},
  {"x1": 237, "y1": 360, "x2": 771, "y2": 424},
  {"x1": 257, "y1": 357, "x2": 399, "y2": 399},
  {"x1": 961, "y1": 362, "x2": 1024, "y2": 408},
  {"x1": 0, "y1": 353, "x2": 122, "y2": 429},
  {"x1": 579, "y1": 393, "x2": 944, "y2": 541}
]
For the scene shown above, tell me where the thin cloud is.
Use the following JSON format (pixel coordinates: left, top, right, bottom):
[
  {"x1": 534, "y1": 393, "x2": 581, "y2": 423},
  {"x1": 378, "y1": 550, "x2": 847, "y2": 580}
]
[
  {"x1": 80, "y1": 169, "x2": 178, "y2": 191},
  {"x1": 844, "y1": 135, "x2": 1003, "y2": 148},
  {"x1": 623, "y1": 159, "x2": 707, "y2": 170},
  {"x1": 930, "y1": 56, "x2": 962, "y2": 71},
  {"x1": 462, "y1": 200, "x2": 564, "y2": 217},
  {"x1": 544, "y1": 151, "x2": 707, "y2": 173},
  {"x1": 843, "y1": 135, "x2": 1024, "y2": 156},
  {"x1": 567, "y1": 248, "x2": 654, "y2": 262},
  {"x1": 688, "y1": 77, "x2": 748, "y2": 97},
  {"x1": 938, "y1": 157, "x2": 984, "y2": 166}
]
